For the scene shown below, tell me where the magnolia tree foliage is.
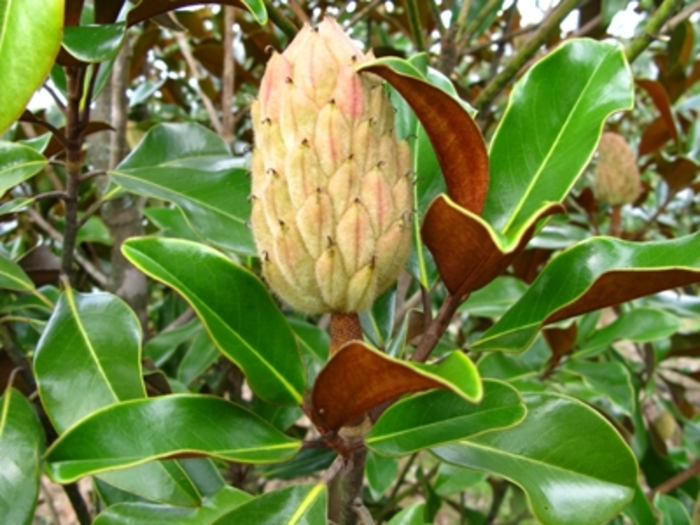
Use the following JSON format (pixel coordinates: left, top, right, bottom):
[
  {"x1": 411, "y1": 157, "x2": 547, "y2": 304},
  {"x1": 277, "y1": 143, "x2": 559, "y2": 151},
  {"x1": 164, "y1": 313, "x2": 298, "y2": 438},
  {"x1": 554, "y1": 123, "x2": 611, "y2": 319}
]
[{"x1": 1, "y1": 1, "x2": 700, "y2": 524}]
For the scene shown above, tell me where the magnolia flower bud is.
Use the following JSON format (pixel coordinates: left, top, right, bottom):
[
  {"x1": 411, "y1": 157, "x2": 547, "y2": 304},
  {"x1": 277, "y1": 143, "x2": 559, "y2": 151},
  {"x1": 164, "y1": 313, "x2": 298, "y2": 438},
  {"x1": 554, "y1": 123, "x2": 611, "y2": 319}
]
[
  {"x1": 593, "y1": 132, "x2": 641, "y2": 206},
  {"x1": 250, "y1": 19, "x2": 413, "y2": 314}
]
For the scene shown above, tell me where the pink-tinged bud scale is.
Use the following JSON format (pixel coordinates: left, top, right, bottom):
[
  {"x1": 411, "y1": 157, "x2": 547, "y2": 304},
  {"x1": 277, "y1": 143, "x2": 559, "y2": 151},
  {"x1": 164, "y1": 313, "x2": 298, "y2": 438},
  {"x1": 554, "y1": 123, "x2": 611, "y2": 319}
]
[{"x1": 251, "y1": 18, "x2": 413, "y2": 314}]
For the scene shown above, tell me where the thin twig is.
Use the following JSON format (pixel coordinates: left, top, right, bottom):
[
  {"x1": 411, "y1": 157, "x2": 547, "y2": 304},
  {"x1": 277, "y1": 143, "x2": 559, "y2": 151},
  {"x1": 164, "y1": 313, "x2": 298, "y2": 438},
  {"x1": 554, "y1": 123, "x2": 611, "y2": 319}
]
[
  {"x1": 263, "y1": 0, "x2": 300, "y2": 38},
  {"x1": 626, "y1": 0, "x2": 684, "y2": 63},
  {"x1": 222, "y1": 6, "x2": 236, "y2": 144},
  {"x1": 473, "y1": 0, "x2": 584, "y2": 112},
  {"x1": 26, "y1": 207, "x2": 109, "y2": 288},
  {"x1": 175, "y1": 32, "x2": 224, "y2": 135},
  {"x1": 631, "y1": 191, "x2": 676, "y2": 240},
  {"x1": 462, "y1": 24, "x2": 540, "y2": 55},
  {"x1": 34, "y1": 191, "x2": 68, "y2": 201},
  {"x1": 405, "y1": 0, "x2": 427, "y2": 51},
  {"x1": 662, "y1": 0, "x2": 700, "y2": 32},
  {"x1": 346, "y1": 0, "x2": 383, "y2": 27},
  {"x1": 427, "y1": 0, "x2": 446, "y2": 35},
  {"x1": 43, "y1": 82, "x2": 66, "y2": 113},
  {"x1": 411, "y1": 293, "x2": 463, "y2": 363},
  {"x1": 651, "y1": 459, "x2": 700, "y2": 496},
  {"x1": 78, "y1": 170, "x2": 107, "y2": 183}
]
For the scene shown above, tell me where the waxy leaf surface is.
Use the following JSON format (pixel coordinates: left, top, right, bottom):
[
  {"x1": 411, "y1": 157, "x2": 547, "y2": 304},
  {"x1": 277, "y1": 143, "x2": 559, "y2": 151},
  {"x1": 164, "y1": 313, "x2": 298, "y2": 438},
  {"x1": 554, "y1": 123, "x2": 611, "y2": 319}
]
[
  {"x1": 93, "y1": 486, "x2": 252, "y2": 525},
  {"x1": 473, "y1": 233, "x2": 700, "y2": 353},
  {"x1": 34, "y1": 289, "x2": 145, "y2": 432},
  {"x1": 484, "y1": 39, "x2": 634, "y2": 239},
  {"x1": 0, "y1": 142, "x2": 48, "y2": 196},
  {"x1": 0, "y1": 253, "x2": 34, "y2": 292},
  {"x1": 0, "y1": 0, "x2": 63, "y2": 133},
  {"x1": 32, "y1": 288, "x2": 206, "y2": 505},
  {"x1": 367, "y1": 380, "x2": 525, "y2": 456},
  {"x1": 110, "y1": 123, "x2": 255, "y2": 256},
  {"x1": 45, "y1": 395, "x2": 301, "y2": 483},
  {"x1": 215, "y1": 483, "x2": 326, "y2": 524},
  {"x1": 311, "y1": 342, "x2": 481, "y2": 432},
  {"x1": 434, "y1": 393, "x2": 637, "y2": 525},
  {"x1": 122, "y1": 237, "x2": 305, "y2": 405},
  {"x1": 0, "y1": 388, "x2": 45, "y2": 525},
  {"x1": 63, "y1": 23, "x2": 126, "y2": 63},
  {"x1": 359, "y1": 57, "x2": 488, "y2": 214}
]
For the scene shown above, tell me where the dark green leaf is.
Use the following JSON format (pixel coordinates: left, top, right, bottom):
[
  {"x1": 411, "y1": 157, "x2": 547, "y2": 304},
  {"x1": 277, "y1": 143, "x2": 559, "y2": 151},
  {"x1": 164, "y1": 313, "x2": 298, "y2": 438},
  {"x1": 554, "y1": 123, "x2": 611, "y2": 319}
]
[
  {"x1": 0, "y1": 252, "x2": 35, "y2": 292},
  {"x1": 93, "y1": 486, "x2": 253, "y2": 525},
  {"x1": 214, "y1": 483, "x2": 326, "y2": 524},
  {"x1": 62, "y1": 23, "x2": 127, "y2": 63},
  {"x1": 433, "y1": 393, "x2": 638, "y2": 525},
  {"x1": 110, "y1": 123, "x2": 255, "y2": 256},
  {"x1": 0, "y1": 388, "x2": 45, "y2": 525},
  {"x1": 34, "y1": 289, "x2": 145, "y2": 432},
  {"x1": 366, "y1": 451, "x2": 399, "y2": 500},
  {"x1": 0, "y1": 141, "x2": 48, "y2": 196},
  {"x1": 45, "y1": 395, "x2": 301, "y2": 483},
  {"x1": 473, "y1": 234, "x2": 700, "y2": 353},
  {"x1": 366, "y1": 380, "x2": 525, "y2": 456},
  {"x1": 484, "y1": 39, "x2": 634, "y2": 241},
  {"x1": 123, "y1": 237, "x2": 306, "y2": 405}
]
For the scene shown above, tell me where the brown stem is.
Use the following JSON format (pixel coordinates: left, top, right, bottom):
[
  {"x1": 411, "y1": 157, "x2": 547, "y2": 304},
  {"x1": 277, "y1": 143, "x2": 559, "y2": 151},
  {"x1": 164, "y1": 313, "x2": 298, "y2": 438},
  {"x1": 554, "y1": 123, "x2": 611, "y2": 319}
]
[
  {"x1": 651, "y1": 459, "x2": 700, "y2": 496},
  {"x1": 610, "y1": 205, "x2": 622, "y2": 237},
  {"x1": 329, "y1": 313, "x2": 363, "y2": 356},
  {"x1": 473, "y1": 0, "x2": 583, "y2": 112},
  {"x1": 411, "y1": 293, "x2": 463, "y2": 363},
  {"x1": 222, "y1": 6, "x2": 236, "y2": 144},
  {"x1": 327, "y1": 312, "x2": 367, "y2": 525},
  {"x1": 60, "y1": 66, "x2": 88, "y2": 285}
]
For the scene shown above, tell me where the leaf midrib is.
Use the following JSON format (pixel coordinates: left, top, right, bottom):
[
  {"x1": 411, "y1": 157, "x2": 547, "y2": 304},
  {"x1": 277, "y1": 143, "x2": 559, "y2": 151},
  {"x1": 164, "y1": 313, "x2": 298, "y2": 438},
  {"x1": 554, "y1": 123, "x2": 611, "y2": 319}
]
[
  {"x1": 130, "y1": 248, "x2": 302, "y2": 403},
  {"x1": 110, "y1": 168, "x2": 246, "y2": 226},
  {"x1": 500, "y1": 56, "x2": 606, "y2": 234}
]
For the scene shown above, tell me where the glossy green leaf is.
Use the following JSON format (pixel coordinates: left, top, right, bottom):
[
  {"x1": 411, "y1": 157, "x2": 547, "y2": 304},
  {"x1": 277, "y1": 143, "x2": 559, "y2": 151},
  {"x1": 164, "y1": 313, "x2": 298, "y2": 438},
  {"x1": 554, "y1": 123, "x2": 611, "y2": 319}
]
[
  {"x1": 93, "y1": 486, "x2": 252, "y2": 525},
  {"x1": 460, "y1": 276, "x2": 527, "y2": 318},
  {"x1": 0, "y1": 388, "x2": 45, "y2": 525},
  {"x1": 433, "y1": 393, "x2": 637, "y2": 525},
  {"x1": 387, "y1": 503, "x2": 428, "y2": 525},
  {"x1": 177, "y1": 329, "x2": 219, "y2": 386},
  {"x1": 34, "y1": 289, "x2": 145, "y2": 432},
  {"x1": 0, "y1": 141, "x2": 48, "y2": 197},
  {"x1": 0, "y1": 197, "x2": 34, "y2": 215},
  {"x1": 288, "y1": 317, "x2": 328, "y2": 385},
  {"x1": 96, "y1": 461, "x2": 202, "y2": 508},
  {"x1": 63, "y1": 23, "x2": 126, "y2": 63},
  {"x1": 575, "y1": 307, "x2": 682, "y2": 357},
  {"x1": 0, "y1": 0, "x2": 63, "y2": 133},
  {"x1": 110, "y1": 123, "x2": 255, "y2": 256},
  {"x1": 214, "y1": 483, "x2": 326, "y2": 524},
  {"x1": 560, "y1": 360, "x2": 635, "y2": 417},
  {"x1": 0, "y1": 252, "x2": 34, "y2": 292},
  {"x1": 45, "y1": 395, "x2": 301, "y2": 483},
  {"x1": 622, "y1": 485, "x2": 656, "y2": 525},
  {"x1": 144, "y1": 316, "x2": 202, "y2": 367},
  {"x1": 367, "y1": 380, "x2": 525, "y2": 457},
  {"x1": 654, "y1": 493, "x2": 691, "y2": 525},
  {"x1": 122, "y1": 237, "x2": 305, "y2": 405},
  {"x1": 366, "y1": 451, "x2": 399, "y2": 500},
  {"x1": 257, "y1": 448, "x2": 335, "y2": 481},
  {"x1": 434, "y1": 464, "x2": 486, "y2": 497},
  {"x1": 144, "y1": 207, "x2": 200, "y2": 241},
  {"x1": 473, "y1": 233, "x2": 700, "y2": 353},
  {"x1": 484, "y1": 39, "x2": 634, "y2": 241}
]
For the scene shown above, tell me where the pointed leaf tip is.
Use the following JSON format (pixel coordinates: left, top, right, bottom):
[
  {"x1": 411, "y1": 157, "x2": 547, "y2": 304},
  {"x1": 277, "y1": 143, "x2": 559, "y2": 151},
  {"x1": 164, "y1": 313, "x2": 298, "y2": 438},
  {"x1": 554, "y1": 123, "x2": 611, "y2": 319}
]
[
  {"x1": 359, "y1": 58, "x2": 489, "y2": 215},
  {"x1": 311, "y1": 341, "x2": 481, "y2": 432}
]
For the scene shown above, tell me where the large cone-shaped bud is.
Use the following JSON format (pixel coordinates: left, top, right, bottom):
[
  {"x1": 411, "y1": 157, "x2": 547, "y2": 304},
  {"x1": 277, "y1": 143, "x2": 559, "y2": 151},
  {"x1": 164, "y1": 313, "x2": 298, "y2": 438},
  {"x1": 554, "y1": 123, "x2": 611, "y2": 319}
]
[
  {"x1": 250, "y1": 19, "x2": 413, "y2": 314},
  {"x1": 593, "y1": 132, "x2": 641, "y2": 206}
]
